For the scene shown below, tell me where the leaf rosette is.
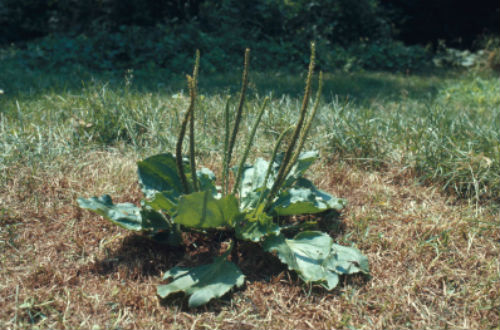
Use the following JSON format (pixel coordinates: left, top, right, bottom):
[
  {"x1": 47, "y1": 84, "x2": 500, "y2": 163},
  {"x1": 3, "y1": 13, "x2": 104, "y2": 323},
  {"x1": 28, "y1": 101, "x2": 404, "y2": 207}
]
[{"x1": 77, "y1": 45, "x2": 369, "y2": 307}]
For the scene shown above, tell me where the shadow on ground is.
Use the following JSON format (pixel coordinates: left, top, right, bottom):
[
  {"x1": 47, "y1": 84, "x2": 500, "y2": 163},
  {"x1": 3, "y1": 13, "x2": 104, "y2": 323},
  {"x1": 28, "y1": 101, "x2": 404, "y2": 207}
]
[
  {"x1": 0, "y1": 61, "x2": 447, "y2": 107},
  {"x1": 82, "y1": 209, "x2": 368, "y2": 311}
]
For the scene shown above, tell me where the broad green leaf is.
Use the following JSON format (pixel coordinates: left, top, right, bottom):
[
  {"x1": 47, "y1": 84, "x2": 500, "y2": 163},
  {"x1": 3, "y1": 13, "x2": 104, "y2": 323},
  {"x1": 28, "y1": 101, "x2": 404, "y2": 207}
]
[
  {"x1": 264, "y1": 231, "x2": 369, "y2": 289},
  {"x1": 281, "y1": 151, "x2": 319, "y2": 189},
  {"x1": 263, "y1": 231, "x2": 365, "y2": 290},
  {"x1": 144, "y1": 168, "x2": 219, "y2": 216},
  {"x1": 239, "y1": 151, "x2": 326, "y2": 212},
  {"x1": 78, "y1": 195, "x2": 181, "y2": 245},
  {"x1": 263, "y1": 231, "x2": 332, "y2": 281},
  {"x1": 174, "y1": 191, "x2": 239, "y2": 229},
  {"x1": 239, "y1": 158, "x2": 276, "y2": 210},
  {"x1": 271, "y1": 178, "x2": 346, "y2": 216},
  {"x1": 137, "y1": 154, "x2": 218, "y2": 200},
  {"x1": 272, "y1": 188, "x2": 324, "y2": 215},
  {"x1": 328, "y1": 243, "x2": 370, "y2": 275},
  {"x1": 157, "y1": 255, "x2": 245, "y2": 307},
  {"x1": 137, "y1": 153, "x2": 187, "y2": 198},
  {"x1": 240, "y1": 158, "x2": 276, "y2": 192},
  {"x1": 239, "y1": 151, "x2": 317, "y2": 199},
  {"x1": 240, "y1": 187, "x2": 269, "y2": 211},
  {"x1": 234, "y1": 205, "x2": 280, "y2": 242},
  {"x1": 77, "y1": 195, "x2": 142, "y2": 231},
  {"x1": 145, "y1": 190, "x2": 180, "y2": 214},
  {"x1": 197, "y1": 167, "x2": 220, "y2": 197}
]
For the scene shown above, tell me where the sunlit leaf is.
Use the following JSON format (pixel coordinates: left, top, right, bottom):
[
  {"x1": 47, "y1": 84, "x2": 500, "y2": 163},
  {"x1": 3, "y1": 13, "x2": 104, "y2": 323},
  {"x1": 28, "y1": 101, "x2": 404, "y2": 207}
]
[
  {"x1": 239, "y1": 158, "x2": 276, "y2": 210},
  {"x1": 281, "y1": 151, "x2": 319, "y2": 189},
  {"x1": 145, "y1": 190, "x2": 179, "y2": 214},
  {"x1": 328, "y1": 243, "x2": 370, "y2": 275},
  {"x1": 263, "y1": 231, "x2": 368, "y2": 290},
  {"x1": 138, "y1": 154, "x2": 218, "y2": 199},
  {"x1": 77, "y1": 195, "x2": 142, "y2": 231},
  {"x1": 271, "y1": 178, "x2": 346, "y2": 215},
  {"x1": 238, "y1": 152, "x2": 344, "y2": 216},
  {"x1": 197, "y1": 167, "x2": 220, "y2": 197},
  {"x1": 78, "y1": 195, "x2": 181, "y2": 245},
  {"x1": 174, "y1": 191, "x2": 240, "y2": 229},
  {"x1": 157, "y1": 254, "x2": 245, "y2": 307},
  {"x1": 137, "y1": 153, "x2": 187, "y2": 198}
]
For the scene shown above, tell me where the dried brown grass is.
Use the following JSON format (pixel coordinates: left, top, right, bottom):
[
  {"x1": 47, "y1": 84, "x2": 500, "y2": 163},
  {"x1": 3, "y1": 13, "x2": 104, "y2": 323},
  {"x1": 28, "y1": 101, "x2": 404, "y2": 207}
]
[{"x1": 1, "y1": 151, "x2": 498, "y2": 329}]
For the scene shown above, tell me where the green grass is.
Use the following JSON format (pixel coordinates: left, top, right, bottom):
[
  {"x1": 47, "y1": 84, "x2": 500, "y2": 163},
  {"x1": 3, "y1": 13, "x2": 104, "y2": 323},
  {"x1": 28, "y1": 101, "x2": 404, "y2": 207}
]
[
  {"x1": 1, "y1": 60, "x2": 499, "y2": 329},
  {"x1": 1, "y1": 62, "x2": 498, "y2": 201}
]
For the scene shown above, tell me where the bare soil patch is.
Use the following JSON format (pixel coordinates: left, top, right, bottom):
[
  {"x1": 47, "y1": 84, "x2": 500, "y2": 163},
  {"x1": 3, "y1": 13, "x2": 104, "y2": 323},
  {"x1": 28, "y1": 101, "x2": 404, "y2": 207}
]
[{"x1": 1, "y1": 151, "x2": 498, "y2": 329}]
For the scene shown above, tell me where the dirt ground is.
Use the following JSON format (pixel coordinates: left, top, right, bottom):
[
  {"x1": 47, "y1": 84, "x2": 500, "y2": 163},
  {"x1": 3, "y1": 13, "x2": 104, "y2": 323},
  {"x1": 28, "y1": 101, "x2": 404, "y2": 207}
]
[{"x1": 1, "y1": 151, "x2": 498, "y2": 329}]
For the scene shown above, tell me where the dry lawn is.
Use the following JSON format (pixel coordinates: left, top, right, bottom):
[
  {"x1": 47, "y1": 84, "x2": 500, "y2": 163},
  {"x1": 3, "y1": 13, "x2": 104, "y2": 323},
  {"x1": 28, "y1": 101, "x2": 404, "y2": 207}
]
[{"x1": 1, "y1": 150, "x2": 499, "y2": 329}]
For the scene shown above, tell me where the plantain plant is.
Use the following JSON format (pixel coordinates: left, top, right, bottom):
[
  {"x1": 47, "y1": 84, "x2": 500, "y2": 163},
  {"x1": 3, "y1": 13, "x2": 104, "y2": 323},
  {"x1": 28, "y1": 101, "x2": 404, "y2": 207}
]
[{"x1": 78, "y1": 43, "x2": 369, "y2": 308}]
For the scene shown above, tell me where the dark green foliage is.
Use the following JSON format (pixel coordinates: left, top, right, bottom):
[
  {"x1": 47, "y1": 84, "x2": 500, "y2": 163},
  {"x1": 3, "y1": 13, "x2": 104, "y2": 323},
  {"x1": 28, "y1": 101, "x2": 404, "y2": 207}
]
[
  {"x1": 1, "y1": 28, "x2": 434, "y2": 73},
  {"x1": 77, "y1": 195, "x2": 143, "y2": 231},
  {"x1": 1, "y1": 0, "x2": 497, "y2": 75},
  {"x1": 0, "y1": 0, "x2": 198, "y2": 44},
  {"x1": 279, "y1": 0, "x2": 391, "y2": 46},
  {"x1": 380, "y1": 0, "x2": 499, "y2": 49},
  {"x1": 0, "y1": 0, "x2": 389, "y2": 45},
  {"x1": 345, "y1": 41, "x2": 432, "y2": 71},
  {"x1": 1, "y1": 0, "x2": 436, "y2": 73}
]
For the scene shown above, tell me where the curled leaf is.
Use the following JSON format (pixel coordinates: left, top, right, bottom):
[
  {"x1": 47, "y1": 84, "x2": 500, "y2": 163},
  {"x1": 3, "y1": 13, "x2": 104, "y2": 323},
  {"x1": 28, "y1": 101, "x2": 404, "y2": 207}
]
[
  {"x1": 328, "y1": 243, "x2": 370, "y2": 275},
  {"x1": 263, "y1": 231, "x2": 368, "y2": 290},
  {"x1": 77, "y1": 195, "x2": 142, "y2": 231},
  {"x1": 77, "y1": 195, "x2": 181, "y2": 245},
  {"x1": 271, "y1": 178, "x2": 346, "y2": 216}
]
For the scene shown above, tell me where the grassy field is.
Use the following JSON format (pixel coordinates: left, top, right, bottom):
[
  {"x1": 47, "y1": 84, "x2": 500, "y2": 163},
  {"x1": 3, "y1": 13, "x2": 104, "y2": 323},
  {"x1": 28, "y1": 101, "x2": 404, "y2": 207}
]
[{"x1": 1, "y1": 61, "x2": 499, "y2": 329}]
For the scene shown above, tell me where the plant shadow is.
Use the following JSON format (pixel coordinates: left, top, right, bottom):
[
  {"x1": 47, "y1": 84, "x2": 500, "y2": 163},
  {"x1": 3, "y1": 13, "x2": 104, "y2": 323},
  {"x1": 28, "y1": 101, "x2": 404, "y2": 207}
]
[
  {"x1": 85, "y1": 210, "x2": 367, "y2": 312},
  {"x1": 0, "y1": 61, "x2": 448, "y2": 109},
  {"x1": 88, "y1": 234, "x2": 185, "y2": 279}
]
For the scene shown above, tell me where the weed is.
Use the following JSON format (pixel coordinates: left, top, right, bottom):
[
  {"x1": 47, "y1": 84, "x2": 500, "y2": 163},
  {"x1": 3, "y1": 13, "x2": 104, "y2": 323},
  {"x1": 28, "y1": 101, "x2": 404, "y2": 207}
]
[{"x1": 77, "y1": 45, "x2": 369, "y2": 308}]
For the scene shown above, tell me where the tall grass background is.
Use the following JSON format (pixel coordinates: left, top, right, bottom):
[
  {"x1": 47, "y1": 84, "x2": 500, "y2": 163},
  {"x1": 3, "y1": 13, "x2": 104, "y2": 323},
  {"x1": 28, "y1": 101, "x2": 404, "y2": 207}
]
[{"x1": 1, "y1": 61, "x2": 498, "y2": 202}]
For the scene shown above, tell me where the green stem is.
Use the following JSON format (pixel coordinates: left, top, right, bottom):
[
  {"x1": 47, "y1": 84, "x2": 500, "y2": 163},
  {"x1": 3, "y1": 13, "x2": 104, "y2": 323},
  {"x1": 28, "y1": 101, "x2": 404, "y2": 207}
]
[
  {"x1": 189, "y1": 51, "x2": 200, "y2": 191},
  {"x1": 260, "y1": 126, "x2": 294, "y2": 211},
  {"x1": 232, "y1": 97, "x2": 269, "y2": 195},
  {"x1": 225, "y1": 48, "x2": 250, "y2": 189},
  {"x1": 266, "y1": 42, "x2": 316, "y2": 205},
  {"x1": 283, "y1": 71, "x2": 324, "y2": 180},
  {"x1": 222, "y1": 96, "x2": 231, "y2": 195},
  {"x1": 175, "y1": 75, "x2": 195, "y2": 194}
]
